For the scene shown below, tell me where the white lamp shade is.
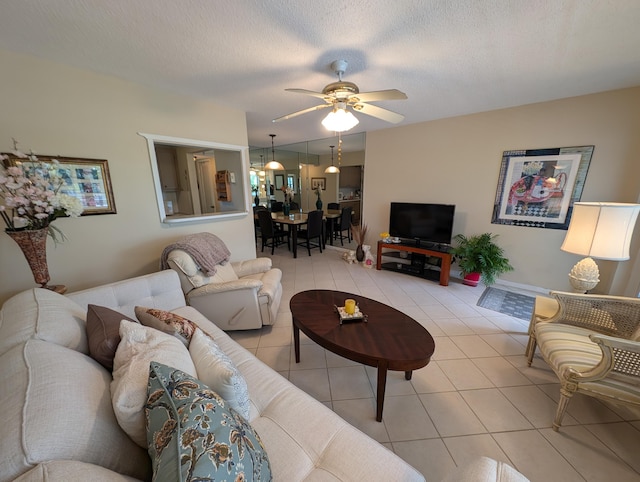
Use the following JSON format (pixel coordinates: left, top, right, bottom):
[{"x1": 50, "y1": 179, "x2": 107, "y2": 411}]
[
  {"x1": 322, "y1": 107, "x2": 359, "y2": 132},
  {"x1": 324, "y1": 165, "x2": 340, "y2": 173},
  {"x1": 561, "y1": 202, "x2": 640, "y2": 260},
  {"x1": 264, "y1": 160, "x2": 285, "y2": 170}
]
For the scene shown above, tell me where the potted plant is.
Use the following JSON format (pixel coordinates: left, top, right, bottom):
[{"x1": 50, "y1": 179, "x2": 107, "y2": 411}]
[{"x1": 450, "y1": 233, "x2": 513, "y2": 286}]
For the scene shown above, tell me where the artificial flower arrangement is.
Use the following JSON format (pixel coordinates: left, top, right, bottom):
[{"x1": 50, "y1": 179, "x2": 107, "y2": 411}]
[
  {"x1": 0, "y1": 141, "x2": 84, "y2": 242},
  {"x1": 280, "y1": 185, "x2": 295, "y2": 204}
]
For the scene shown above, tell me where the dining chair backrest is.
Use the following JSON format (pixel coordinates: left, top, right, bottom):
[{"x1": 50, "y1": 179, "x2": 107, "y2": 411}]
[
  {"x1": 306, "y1": 210, "x2": 324, "y2": 238},
  {"x1": 271, "y1": 201, "x2": 283, "y2": 212},
  {"x1": 328, "y1": 202, "x2": 340, "y2": 210},
  {"x1": 339, "y1": 206, "x2": 352, "y2": 231},
  {"x1": 257, "y1": 209, "x2": 275, "y2": 237},
  {"x1": 289, "y1": 201, "x2": 299, "y2": 210}
]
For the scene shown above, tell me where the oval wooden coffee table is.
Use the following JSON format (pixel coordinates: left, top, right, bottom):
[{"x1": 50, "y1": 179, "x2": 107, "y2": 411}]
[{"x1": 290, "y1": 289, "x2": 435, "y2": 422}]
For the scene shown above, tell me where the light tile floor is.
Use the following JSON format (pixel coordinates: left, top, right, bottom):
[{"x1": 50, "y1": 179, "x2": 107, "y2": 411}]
[{"x1": 228, "y1": 246, "x2": 640, "y2": 482}]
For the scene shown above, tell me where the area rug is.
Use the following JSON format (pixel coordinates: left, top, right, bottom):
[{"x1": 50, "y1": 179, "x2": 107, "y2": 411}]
[{"x1": 477, "y1": 287, "x2": 535, "y2": 321}]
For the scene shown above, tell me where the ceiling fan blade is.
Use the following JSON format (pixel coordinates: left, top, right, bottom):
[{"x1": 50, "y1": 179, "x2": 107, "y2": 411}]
[
  {"x1": 351, "y1": 89, "x2": 407, "y2": 103},
  {"x1": 285, "y1": 88, "x2": 329, "y2": 100},
  {"x1": 272, "y1": 103, "x2": 331, "y2": 122},
  {"x1": 352, "y1": 103, "x2": 404, "y2": 124}
]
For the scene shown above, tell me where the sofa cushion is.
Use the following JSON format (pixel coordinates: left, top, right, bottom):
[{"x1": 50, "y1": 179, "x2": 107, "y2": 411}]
[
  {"x1": 135, "y1": 306, "x2": 197, "y2": 346},
  {"x1": 0, "y1": 288, "x2": 87, "y2": 356},
  {"x1": 86, "y1": 304, "x2": 137, "y2": 370},
  {"x1": 13, "y1": 460, "x2": 142, "y2": 482},
  {"x1": 146, "y1": 362, "x2": 271, "y2": 482},
  {"x1": 111, "y1": 320, "x2": 196, "y2": 447},
  {"x1": 189, "y1": 327, "x2": 250, "y2": 419},
  {"x1": 0, "y1": 340, "x2": 150, "y2": 482}
]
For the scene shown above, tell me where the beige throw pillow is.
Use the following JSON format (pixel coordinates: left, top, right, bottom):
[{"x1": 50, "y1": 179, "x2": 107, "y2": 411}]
[
  {"x1": 188, "y1": 327, "x2": 250, "y2": 419},
  {"x1": 111, "y1": 320, "x2": 196, "y2": 447}
]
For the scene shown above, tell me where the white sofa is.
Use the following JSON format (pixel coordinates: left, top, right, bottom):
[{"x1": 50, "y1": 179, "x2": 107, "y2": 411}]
[{"x1": 0, "y1": 270, "x2": 528, "y2": 481}]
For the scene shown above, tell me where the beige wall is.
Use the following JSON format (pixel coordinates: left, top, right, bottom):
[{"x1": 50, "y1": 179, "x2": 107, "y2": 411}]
[
  {"x1": 363, "y1": 87, "x2": 640, "y2": 295},
  {"x1": 0, "y1": 49, "x2": 255, "y2": 304}
]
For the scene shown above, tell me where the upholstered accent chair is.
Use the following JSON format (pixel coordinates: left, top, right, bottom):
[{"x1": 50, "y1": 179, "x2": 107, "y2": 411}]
[
  {"x1": 164, "y1": 249, "x2": 283, "y2": 330},
  {"x1": 526, "y1": 291, "x2": 640, "y2": 431}
]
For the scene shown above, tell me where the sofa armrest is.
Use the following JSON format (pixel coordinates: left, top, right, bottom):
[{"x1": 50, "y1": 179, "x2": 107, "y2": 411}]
[
  {"x1": 547, "y1": 291, "x2": 640, "y2": 339},
  {"x1": 231, "y1": 258, "x2": 272, "y2": 277},
  {"x1": 440, "y1": 456, "x2": 529, "y2": 482},
  {"x1": 565, "y1": 334, "x2": 640, "y2": 383},
  {"x1": 186, "y1": 279, "x2": 262, "y2": 298}
]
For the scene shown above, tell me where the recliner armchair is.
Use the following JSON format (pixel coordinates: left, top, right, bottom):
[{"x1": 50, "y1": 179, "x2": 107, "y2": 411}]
[{"x1": 165, "y1": 249, "x2": 283, "y2": 331}]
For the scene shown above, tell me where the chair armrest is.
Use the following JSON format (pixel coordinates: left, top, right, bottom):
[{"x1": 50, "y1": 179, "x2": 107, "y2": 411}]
[
  {"x1": 231, "y1": 258, "x2": 272, "y2": 277},
  {"x1": 546, "y1": 291, "x2": 640, "y2": 338},
  {"x1": 186, "y1": 278, "x2": 262, "y2": 298},
  {"x1": 565, "y1": 334, "x2": 640, "y2": 383}
]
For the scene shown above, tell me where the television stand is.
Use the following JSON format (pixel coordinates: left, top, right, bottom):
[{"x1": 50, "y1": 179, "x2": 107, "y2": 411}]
[{"x1": 376, "y1": 240, "x2": 452, "y2": 286}]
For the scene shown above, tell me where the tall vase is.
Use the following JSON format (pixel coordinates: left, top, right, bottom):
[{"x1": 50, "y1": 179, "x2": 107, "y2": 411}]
[
  {"x1": 6, "y1": 227, "x2": 51, "y2": 287},
  {"x1": 316, "y1": 197, "x2": 323, "y2": 210},
  {"x1": 356, "y1": 244, "x2": 365, "y2": 262}
]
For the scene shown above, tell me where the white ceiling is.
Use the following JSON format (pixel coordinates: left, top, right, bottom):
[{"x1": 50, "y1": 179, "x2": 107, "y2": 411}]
[{"x1": 2, "y1": 1, "x2": 640, "y2": 155}]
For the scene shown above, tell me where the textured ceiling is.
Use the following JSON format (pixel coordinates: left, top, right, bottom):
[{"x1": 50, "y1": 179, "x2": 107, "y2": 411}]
[{"x1": 2, "y1": 0, "x2": 640, "y2": 153}]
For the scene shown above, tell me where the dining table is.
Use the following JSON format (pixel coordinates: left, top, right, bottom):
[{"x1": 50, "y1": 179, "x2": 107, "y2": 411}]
[{"x1": 268, "y1": 209, "x2": 343, "y2": 258}]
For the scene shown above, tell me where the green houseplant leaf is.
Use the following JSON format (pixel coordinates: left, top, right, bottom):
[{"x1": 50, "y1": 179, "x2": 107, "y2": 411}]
[{"x1": 450, "y1": 233, "x2": 514, "y2": 286}]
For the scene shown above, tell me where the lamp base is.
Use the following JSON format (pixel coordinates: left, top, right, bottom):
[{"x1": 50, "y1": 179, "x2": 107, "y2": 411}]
[{"x1": 568, "y1": 257, "x2": 599, "y2": 293}]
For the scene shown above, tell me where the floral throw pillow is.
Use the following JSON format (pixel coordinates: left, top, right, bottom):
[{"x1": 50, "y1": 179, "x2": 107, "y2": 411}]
[
  {"x1": 145, "y1": 362, "x2": 272, "y2": 482},
  {"x1": 135, "y1": 307, "x2": 197, "y2": 347}
]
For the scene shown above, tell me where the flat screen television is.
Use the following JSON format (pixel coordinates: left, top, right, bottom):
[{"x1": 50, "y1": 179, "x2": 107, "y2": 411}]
[{"x1": 388, "y1": 202, "x2": 455, "y2": 246}]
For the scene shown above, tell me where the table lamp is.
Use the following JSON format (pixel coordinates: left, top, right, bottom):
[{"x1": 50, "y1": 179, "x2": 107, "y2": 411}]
[{"x1": 561, "y1": 202, "x2": 640, "y2": 293}]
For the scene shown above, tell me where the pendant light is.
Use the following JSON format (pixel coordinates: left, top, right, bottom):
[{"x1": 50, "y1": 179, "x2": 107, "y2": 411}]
[
  {"x1": 264, "y1": 134, "x2": 285, "y2": 170},
  {"x1": 324, "y1": 144, "x2": 340, "y2": 173}
]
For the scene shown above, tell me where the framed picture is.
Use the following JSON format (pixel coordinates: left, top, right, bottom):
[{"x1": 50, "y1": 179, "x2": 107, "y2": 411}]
[
  {"x1": 311, "y1": 177, "x2": 326, "y2": 191},
  {"x1": 2, "y1": 154, "x2": 117, "y2": 215},
  {"x1": 491, "y1": 145, "x2": 593, "y2": 229},
  {"x1": 274, "y1": 174, "x2": 285, "y2": 190}
]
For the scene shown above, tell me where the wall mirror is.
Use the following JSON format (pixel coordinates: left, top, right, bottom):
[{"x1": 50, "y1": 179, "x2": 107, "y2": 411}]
[
  {"x1": 249, "y1": 132, "x2": 365, "y2": 212},
  {"x1": 140, "y1": 133, "x2": 249, "y2": 224}
]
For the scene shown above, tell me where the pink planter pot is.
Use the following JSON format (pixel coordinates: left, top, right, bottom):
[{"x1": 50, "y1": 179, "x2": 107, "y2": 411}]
[{"x1": 463, "y1": 272, "x2": 481, "y2": 286}]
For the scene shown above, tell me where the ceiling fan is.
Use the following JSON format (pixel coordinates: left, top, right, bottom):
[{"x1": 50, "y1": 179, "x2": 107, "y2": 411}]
[{"x1": 272, "y1": 60, "x2": 407, "y2": 130}]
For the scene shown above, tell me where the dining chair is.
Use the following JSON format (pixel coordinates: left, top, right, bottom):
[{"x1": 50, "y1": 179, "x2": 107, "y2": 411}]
[
  {"x1": 270, "y1": 201, "x2": 283, "y2": 212},
  {"x1": 257, "y1": 209, "x2": 289, "y2": 255},
  {"x1": 334, "y1": 206, "x2": 353, "y2": 246},
  {"x1": 289, "y1": 201, "x2": 299, "y2": 211},
  {"x1": 297, "y1": 210, "x2": 324, "y2": 256},
  {"x1": 253, "y1": 205, "x2": 268, "y2": 243},
  {"x1": 327, "y1": 202, "x2": 341, "y2": 239}
]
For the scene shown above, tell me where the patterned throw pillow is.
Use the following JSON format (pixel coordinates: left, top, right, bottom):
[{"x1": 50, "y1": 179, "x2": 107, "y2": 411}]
[
  {"x1": 145, "y1": 362, "x2": 272, "y2": 482},
  {"x1": 188, "y1": 327, "x2": 251, "y2": 419},
  {"x1": 135, "y1": 306, "x2": 197, "y2": 346}
]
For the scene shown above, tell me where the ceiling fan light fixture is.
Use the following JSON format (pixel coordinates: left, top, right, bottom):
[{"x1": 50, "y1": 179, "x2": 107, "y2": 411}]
[
  {"x1": 321, "y1": 103, "x2": 359, "y2": 132},
  {"x1": 264, "y1": 134, "x2": 285, "y2": 170}
]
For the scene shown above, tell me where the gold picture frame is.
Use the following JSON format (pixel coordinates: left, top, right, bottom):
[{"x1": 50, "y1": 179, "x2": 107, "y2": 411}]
[{"x1": 2, "y1": 154, "x2": 117, "y2": 215}]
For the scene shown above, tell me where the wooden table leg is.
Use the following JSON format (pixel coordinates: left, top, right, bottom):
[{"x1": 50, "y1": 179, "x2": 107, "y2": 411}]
[
  {"x1": 376, "y1": 361, "x2": 389, "y2": 422},
  {"x1": 292, "y1": 225, "x2": 298, "y2": 258},
  {"x1": 405, "y1": 370, "x2": 412, "y2": 380},
  {"x1": 293, "y1": 323, "x2": 301, "y2": 363}
]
